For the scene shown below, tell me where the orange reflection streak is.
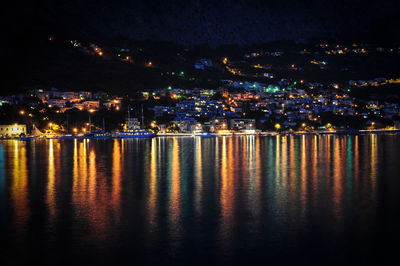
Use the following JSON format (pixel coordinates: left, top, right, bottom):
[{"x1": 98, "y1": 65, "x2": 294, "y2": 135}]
[
  {"x1": 229, "y1": 137, "x2": 236, "y2": 208},
  {"x1": 247, "y1": 136, "x2": 256, "y2": 217},
  {"x1": 89, "y1": 142, "x2": 112, "y2": 240},
  {"x1": 195, "y1": 138, "x2": 202, "y2": 217},
  {"x1": 112, "y1": 139, "x2": 122, "y2": 224},
  {"x1": 370, "y1": 134, "x2": 377, "y2": 197},
  {"x1": 88, "y1": 146, "x2": 97, "y2": 204},
  {"x1": 247, "y1": 136, "x2": 253, "y2": 178},
  {"x1": 215, "y1": 135, "x2": 219, "y2": 158},
  {"x1": 312, "y1": 136, "x2": 318, "y2": 186},
  {"x1": 89, "y1": 144, "x2": 106, "y2": 235},
  {"x1": 220, "y1": 136, "x2": 228, "y2": 218},
  {"x1": 73, "y1": 140, "x2": 88, "y2": 223},
  {"x1": 247, "y1": 136, "x2": 254, "y2": 178},
  {"x1": 232, "y1": 137, "x2": 239, "y2": 216},
  {"x1": 325, "y1": 135, "x2": 331, "y2": 193},
  {"x1": 47, "y1": 139, "x2": 56, "y2": 221},
  {"x1": 300, "y1": 135, "x2": 307, "y2": 216},
  {"x1": 72, "y1": 139, "x2": 79, "y2": 200},
  {"x1": 287, "y1": 137, "x2": 296, "y2": 219},
  {"x1": 281, "y1": 136, "x2": 288, "y2": 192},
  {"x1": 148, "y1": 138, "x2": 157, "y2": 226},
  {"x1": 275, "y1": 135, "x2": 281, "y2": 184},
  {"x1": 242, "y1": 136, "x2": 247, "y2": 187},
  {"x1": 354, "y1": 136, "x2": 359, "y2": 188},
  {"x1": 11, "y1": 140, "x2": 29, "y2": 235},
  {"x1": 72, "y1": 139, "x2": 121, "y2": 243},
  {"x1": 169, "y1": 138, "x2": 181, "y2": 226},
  {"x1": 312, "y1": 135, "x2": 318, "y2": 208},
  {"x1": 289, "y1": 136, "x2": 295, "y2": 191},
  {"x1": 332, "y1": 137, "x2": 344, "y2": 224},
  {"x1": 219, "y1": 136, "x2": 235, "y2": 251}
]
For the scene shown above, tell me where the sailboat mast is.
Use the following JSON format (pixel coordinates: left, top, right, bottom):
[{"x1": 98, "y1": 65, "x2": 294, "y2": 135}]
[
  {"x1": 141, "y1": 104, "x2": 144, "y2": 128},
  {"x1": 89, "y1": 115, "x2": 91, "y2": 133},
  {"x1": 66, "y1": 113, "x2": 69, "y2": 133}
]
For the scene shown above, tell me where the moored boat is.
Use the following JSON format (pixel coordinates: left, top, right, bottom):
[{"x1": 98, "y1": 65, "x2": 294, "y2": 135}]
[
  {"x1": 19, "y1": 135, "x2": 36, "y2": 141},
  {"x1": 83, "y1": 131, "x2": 112, "y2": 139},
  {"x1": 118, "y1": 106, "x2": 157, "y2": 139},
  {"x1": 58, "y1": 134, "x2": 77, "y2": 139},
  {"x1": 198, "y1": 132, "x2": 217, "y2": 138},
  {"x1": 117, "y1": 129, "x2": 156, "y2": 138}
]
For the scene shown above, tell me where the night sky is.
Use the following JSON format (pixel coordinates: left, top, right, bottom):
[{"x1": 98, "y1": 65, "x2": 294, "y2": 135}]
[
  {"x1": 4, "y1": 0, "x2": 400, "y2": 47},
  {"x1": 1, "y1": 0, "x2": 399, "y2": 92}
]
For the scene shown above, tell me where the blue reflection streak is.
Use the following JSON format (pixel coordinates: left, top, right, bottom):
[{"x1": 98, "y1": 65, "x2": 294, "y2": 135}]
[{"x1": 346, "y1": 136, "x2": 354, "y2": 199}]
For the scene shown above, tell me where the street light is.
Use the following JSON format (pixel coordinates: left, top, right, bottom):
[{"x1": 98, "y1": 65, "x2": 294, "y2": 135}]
[
  {"x1": 19, "y1": 110, "x2": 25, "y2": 115},
  {"x1": 275, "y1": 123, "x2": 281, "y2": 130}
]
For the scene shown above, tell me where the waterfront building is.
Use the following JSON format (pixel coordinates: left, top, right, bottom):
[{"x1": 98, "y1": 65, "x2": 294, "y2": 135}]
[
  {"x1": 0, "y1": 124, "x2": 27, "y2": 137},
  {"x1": 229, "y1": 119, "x2": 256, "y2": 131},
  {"x1": 212, "y1": 118, "x2": 229, "y2": 132},
  {"x1": 172, "y1": 118, "x2": 200, "y2": 133}
]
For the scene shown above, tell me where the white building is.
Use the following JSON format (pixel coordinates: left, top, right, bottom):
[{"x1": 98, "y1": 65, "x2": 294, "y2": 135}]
[
  {"x1": 0, "y1": 124, "x2": 27, "y2": 137},
  {"x1": 229, "y1": 119, "x2": 256, "y2": 131}
]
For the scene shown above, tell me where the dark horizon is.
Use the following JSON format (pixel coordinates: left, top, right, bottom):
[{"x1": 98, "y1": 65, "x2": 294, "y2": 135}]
[
  {"x1": 4, "y1": 0, "x2": 400, "y2": 48},
  {"x1": 1, "y1": 0, "x2": 399, "y2": 94}
]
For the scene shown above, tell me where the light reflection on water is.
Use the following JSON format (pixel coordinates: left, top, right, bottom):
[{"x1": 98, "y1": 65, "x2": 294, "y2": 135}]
[{"x1": 1, "y1": 135, "x2": 399, "y2": 265}]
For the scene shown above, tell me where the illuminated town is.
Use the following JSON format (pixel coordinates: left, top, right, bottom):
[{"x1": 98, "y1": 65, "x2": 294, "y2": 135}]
[{"x1": 1, "y1": 39, "x2": 400, "y2": 138}]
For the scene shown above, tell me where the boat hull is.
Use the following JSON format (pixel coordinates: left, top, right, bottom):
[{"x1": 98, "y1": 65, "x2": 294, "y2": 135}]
[
  {"x1": 58, "y1": 135, "x2": 77, "y2": 140},
  {"x1": 85, "y1": 136, "x2": 112, "y2": 139},
  {"x1": 19, "y1": 137, "x2": 35, "y2": 141},
  {"x1": 198, "y1": 133, "x2": 217, "y2": 138},
  {"x1": 118, "y1": 134, "x2": 157, "y2": 139}
]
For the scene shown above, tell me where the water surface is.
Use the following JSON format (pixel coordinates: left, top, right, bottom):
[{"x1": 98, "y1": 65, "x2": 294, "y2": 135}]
[{"x1": 1, "y1": 135, "x2": 400, "y2": 265}]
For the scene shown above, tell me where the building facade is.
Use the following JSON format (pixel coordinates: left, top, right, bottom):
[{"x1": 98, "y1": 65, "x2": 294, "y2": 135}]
[{"x1": 0, "y1": 124, "x2": 27, "y2": 137}]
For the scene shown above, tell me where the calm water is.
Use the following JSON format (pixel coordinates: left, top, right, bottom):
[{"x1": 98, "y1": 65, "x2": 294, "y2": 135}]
[{"x1": 1, "y1": 135, "x2": 400, "y2": 265}]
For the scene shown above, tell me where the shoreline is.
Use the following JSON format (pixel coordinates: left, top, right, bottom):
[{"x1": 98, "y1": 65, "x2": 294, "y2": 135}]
[{"x1": 2, "y1": 129, "x2": 400, "y2": 141}]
